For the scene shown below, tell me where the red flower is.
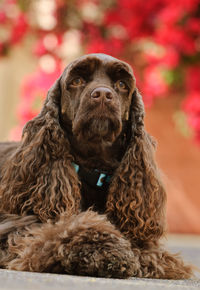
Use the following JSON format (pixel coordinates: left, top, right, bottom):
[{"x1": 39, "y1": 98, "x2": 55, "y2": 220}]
[
  {"x1": 170, "y1": 0, "x2": 199, "y2": 12},
  {"x1": 187, "y1": 18, "x2": 200, "y2": 34},
  {"x1": 19, "y1": 58, "x2": 61, "y2": 124},
  {"x1": 145, "y1": 47, "x2": 180, "y2": 69},
  {"x1": 142, "y1": 65, "x2": 168, "y2": 106},
  {"x1": 157, "y1": 5, "x2": 184, "y2": 26},
  {"x1": 184, "y1": 92, "x2": 200, "y2": 115},
  {"x1": 0, "y1": 11, "x2": 7, "y2": 24},
  {"x1": 186, "y1": 66, "x2": 200, "y2": 93},
  {"x1": 86, "y1": 38, "x2": 107, "y2": 54},
  {"x1": 155, "y1": 26, "x2": 196, "y2": 55},
  {"x1": 104, "y1": 0, "x2": 163, "y2": 39},
  {"x1": 10, "y1": 14, "x2": 28, "y2": 44},
  {"x1": 33, "y1": 39, "x2": 48, "y2": 57},
  {"x1": 33, "y1": 34, "x2": 63, "y2": 57}
]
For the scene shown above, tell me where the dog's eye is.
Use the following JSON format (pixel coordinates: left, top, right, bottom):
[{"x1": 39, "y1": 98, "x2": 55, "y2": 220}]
[
  {"x1": 116, "y1": 80, "x2": 127, "y2": 91},
  {"x1": 71, "y1": 78, "x2": 84, "y2": 87}
]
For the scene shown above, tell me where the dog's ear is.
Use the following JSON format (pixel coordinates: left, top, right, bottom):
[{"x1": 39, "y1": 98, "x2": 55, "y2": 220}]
[
  {"x1": 106, "y1": 87, "x2": 166, "y2": 246},
  {"x1": 0, "y1": 75, "x2": 81, "y2": 221},
  {"x1": 42, "y1": 76, "x2": 61, "y2": 112},
  {"x1": 129, "y1": 87, "x2": 145, "y2": 140},
  {"x1": 21, "y1": 76, "x2": 69, "y2": 159}
]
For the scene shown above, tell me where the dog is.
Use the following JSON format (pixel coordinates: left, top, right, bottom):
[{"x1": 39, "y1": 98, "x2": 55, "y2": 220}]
[{"x1": 0, "y1": 54, "x2": 193, "y2": 279}]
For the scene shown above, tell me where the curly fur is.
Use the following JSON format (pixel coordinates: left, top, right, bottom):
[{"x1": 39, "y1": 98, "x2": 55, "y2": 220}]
[{"x1": 0, "y1": 53, "x2": 193, "y2": 279}]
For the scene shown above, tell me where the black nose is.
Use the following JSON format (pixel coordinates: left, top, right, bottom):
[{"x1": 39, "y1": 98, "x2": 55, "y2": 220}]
[{"x1": 91, "y1": 87, "x2": 113, "y2": 101}]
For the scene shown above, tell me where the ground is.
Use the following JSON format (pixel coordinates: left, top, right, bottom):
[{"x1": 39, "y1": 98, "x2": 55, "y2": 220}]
[{"x1": 0, "y1": 234, "x2": 200, "y2": 290}]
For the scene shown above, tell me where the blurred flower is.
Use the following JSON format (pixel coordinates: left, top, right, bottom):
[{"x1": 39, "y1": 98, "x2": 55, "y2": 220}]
[
  {"x1": 155, "y1": 27, "x2": 196, "y2": 55},
  {"x1": 145, "y1": 45, "x2": 180, "y2": 69},
  {"x1": 183, "y1": 91, "x2": 200, "y2": 144},
  {"x1": 32, "y1": 0, "x2": 57, "y2": 30},
  {"x1": 86, "y1": 36, "x2": 123, "y2": 55},
  {"x1": 142, "y1": 65, "x2": 169, "y2": 105},
  {"x1": 186, "y1": 66, "x2": 200, "y2": 93},
  {"x1": 0, "y1": 11, "x2": 7, "y2": 24},
  {"x1": 10, "y1": 13, "x2": 28, "y2": 44},
  {"x1": 162, "y1": 48, "x2": 180, "y2": 69},
  {"x1": 59, "y1": 30, "x2": 82, "y2": 61},
  {"x1": 187, "y1": 18, "x2": 200, "y2": 34},
  {"x1": 11, "y1": 57, "x2": 62, "y2": 139},
  {"x1": 86, "y1": 37, "x2": 107, "y2": 54},
  {"x1": 157, "y1": 5, "x2": 184, "y2": 26},
  {"x1": 80, "y1": 1, "x2": 103, "y2": 24},
  {"x1": 184, "y1": 92, "x2": 200, "y2": 115},
  {"x1": 33, "y1": 34, "x2": 63, "y2": 57}
]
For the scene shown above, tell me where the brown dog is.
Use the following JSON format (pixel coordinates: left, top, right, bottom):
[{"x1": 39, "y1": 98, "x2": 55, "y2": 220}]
[{"x1": 0, "y1": 54, "x2": 193, "y2": 279}]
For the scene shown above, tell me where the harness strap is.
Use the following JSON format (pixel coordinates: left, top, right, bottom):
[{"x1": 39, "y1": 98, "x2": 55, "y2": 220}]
[{"x1": 72, "y1": 162, "x2": 112, "y2": 188}]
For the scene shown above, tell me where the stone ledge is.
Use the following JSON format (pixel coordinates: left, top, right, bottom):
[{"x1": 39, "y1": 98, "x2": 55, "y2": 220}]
[
  {"x1": 0, "y1": 270, "x2": 200, "y2": 290},
  {"x1": 1, "y1": 234, "x2": 200, "y2": 290}
]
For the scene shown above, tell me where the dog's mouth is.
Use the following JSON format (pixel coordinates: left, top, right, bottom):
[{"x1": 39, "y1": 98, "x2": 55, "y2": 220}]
[{"x1": 72, "y1": 105, "x2": 122, "y2": 144}]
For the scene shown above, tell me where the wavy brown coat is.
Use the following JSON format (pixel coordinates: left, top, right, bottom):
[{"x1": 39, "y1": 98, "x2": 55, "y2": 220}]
[{"x1": 0, "y1": 54, "x2": 193, "y2": 279}]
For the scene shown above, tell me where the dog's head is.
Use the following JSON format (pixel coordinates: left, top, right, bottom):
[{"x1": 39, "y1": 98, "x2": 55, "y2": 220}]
[
  {"x1": 23, "y1": 53, "x2": 144, "y2": 150},
  {"x1": 59, "y1": 54, "x2": 136, "y2": 145}
]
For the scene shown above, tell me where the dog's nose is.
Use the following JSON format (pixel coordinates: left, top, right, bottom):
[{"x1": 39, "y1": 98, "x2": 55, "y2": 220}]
[{"x1": 91, "y1": 87, "x2": 113, "y2": 101}]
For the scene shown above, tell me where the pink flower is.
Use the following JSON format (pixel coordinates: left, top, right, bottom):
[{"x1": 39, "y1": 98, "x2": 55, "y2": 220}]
[
  {"x1": 0, "y1": 11, "x2": 7, "y2": 24},
  {"x1": 155, "y1": 26, "x2": 196, "y2": 55},
  {"x1": 33, "y1": 34, "x2": 63, "y2": 57},
  {"x1": 10, "y1": 14, "x2": 28, "y2": 44},
  {"x1": 86, "y1": 38, "x2": 107, "y2": 54},
  {"x1": 183, "y1": 92, "x2": 200, "y2": 115},
  {"x1": 18, "y1": 105, "x2": 38, "y2": 123},
  {"x1": 171, "y1": 0, "x2": 199, "y2": 12},
  {"x1": 145, "y1": 47, "x2": 180, "y2": 69},
  {"x1": 158, "y1": 5, "x2": 184, "y2": 26},
  {"x1": 162, "y1": 47, "x2": 180, "y2": 68},
  {"x1": 18, "y1": 58, "x2": 61, "y2": 125},
  {"x1": 142, "y1": 66, "x2": 168, "y2": 106},
  {"x1": 33, "y1": 40, "x2": 47, "y2": 57}
]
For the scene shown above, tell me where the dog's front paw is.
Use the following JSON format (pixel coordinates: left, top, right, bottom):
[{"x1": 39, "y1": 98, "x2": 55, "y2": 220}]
[{"x1": 57, "y1": 228, "x2": 137, "y2": 278}]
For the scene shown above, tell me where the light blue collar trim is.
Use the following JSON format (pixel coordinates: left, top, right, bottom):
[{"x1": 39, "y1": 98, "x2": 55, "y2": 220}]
[{"x1": 72, "y1": 162, "x2": 111, "y2": 187}]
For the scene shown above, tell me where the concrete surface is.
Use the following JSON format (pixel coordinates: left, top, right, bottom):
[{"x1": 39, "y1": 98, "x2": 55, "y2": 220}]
[{"x1": 0, "y1": 234, "x2": 200, "y2": 290}]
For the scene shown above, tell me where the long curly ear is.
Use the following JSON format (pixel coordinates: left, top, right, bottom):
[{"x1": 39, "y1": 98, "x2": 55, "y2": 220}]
[
  {"x1": 0, "y1": 78, "x2": 81, "y2": 221},
  {"x1": 106, "y1": 88, "x2": 166, "y2": 247}
]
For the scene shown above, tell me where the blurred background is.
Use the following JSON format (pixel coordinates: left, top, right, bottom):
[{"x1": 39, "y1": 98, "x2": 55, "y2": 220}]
[{"x1": 0, "y1": 0, "x2": 199, "y2": 234}]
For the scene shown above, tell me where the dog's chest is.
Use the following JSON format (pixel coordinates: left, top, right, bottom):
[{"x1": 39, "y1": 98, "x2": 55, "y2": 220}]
[{"x1": 80, "y1": 180, "x2": 109, "y2": 213}]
